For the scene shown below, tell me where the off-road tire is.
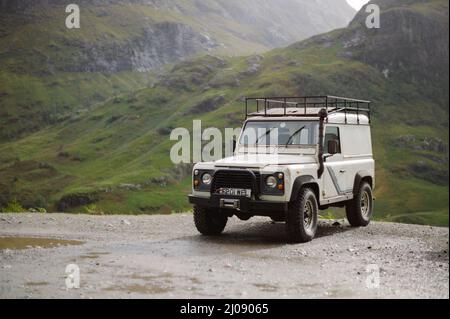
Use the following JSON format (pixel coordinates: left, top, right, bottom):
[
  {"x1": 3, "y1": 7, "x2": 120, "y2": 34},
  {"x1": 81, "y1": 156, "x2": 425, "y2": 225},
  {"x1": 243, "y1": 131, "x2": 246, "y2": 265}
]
[
  {"x1": 346, "y1": 182, "x2": 373, "y2": 227},
  {"x1": 286, "y1": 187, "x2": 318, "y2": 243},
  {"x1": 193, "y1": 205, "x2": 227, "y2": 236}
]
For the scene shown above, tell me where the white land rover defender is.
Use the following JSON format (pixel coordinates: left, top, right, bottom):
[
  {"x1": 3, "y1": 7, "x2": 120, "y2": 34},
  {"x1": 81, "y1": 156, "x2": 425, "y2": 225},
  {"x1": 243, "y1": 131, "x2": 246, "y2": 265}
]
[{"x1": 188, "y1": 96, "x2": 375, "y2": 243}]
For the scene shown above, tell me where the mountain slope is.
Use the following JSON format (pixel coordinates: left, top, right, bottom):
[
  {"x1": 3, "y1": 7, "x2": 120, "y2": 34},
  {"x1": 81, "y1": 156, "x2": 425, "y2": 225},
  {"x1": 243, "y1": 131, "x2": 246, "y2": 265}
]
[
  {"x1": 1, "y1": 0, "x2": 356, "y2": 66},
  {"x1": 0, "y1": 0, "x2": 448, "y2": 225},
  {"x1": 0, "y1": 0, "x2": 355, "y2": 140}
]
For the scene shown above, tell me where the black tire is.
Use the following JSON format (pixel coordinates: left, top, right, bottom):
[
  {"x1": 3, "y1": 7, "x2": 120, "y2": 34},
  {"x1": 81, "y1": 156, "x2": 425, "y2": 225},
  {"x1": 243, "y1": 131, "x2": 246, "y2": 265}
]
[
  {"x1": 286, "y1": 187, "x2": 318, "y2": 243},
  {"x1": 236, "y1": 213, "x2": 252, "y2": 221},
  {"x1": 346, "y1": 182, "x2": 373, "y2": 227},
  {"x1": 193, "y1": 205, "x2": 227, "y2": 236}
]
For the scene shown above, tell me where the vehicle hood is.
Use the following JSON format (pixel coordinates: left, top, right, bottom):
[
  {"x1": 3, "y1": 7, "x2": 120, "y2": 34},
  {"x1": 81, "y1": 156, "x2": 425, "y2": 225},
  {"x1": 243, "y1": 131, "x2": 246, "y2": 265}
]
[{"x1": 214, "y1": 154, "x2": 317, "y2": 168}]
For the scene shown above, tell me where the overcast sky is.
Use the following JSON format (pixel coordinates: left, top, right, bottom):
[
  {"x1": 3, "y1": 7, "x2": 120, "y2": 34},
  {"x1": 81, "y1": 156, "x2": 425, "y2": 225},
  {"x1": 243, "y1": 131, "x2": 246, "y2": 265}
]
[{"x1": 346, "y1": 0, "x2": 370, "y2": 10}]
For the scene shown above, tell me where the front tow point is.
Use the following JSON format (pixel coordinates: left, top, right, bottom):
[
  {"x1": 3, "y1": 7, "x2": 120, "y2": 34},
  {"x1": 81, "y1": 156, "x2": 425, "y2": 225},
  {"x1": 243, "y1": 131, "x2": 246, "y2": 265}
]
[{"x1": 220, "y1": 199, "x2": 240, "y2": 210}]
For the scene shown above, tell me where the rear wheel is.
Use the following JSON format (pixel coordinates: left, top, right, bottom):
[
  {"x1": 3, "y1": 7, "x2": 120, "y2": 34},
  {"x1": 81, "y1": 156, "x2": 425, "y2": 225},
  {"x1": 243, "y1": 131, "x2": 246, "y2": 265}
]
[
  {"x1": 286, "y1": 187, "x2": 318, "y2": 243},
  {"x1": 346, "y1": 182, "x2": 373, "y2": 227},
  {"x1": 193, "y1": 205, "x2": 227, "y2": 236}
]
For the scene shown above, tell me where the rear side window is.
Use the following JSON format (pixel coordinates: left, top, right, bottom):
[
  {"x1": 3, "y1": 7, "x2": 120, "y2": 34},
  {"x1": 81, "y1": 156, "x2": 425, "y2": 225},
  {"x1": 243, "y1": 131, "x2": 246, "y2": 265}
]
[{"x1": 324, "y1": 126, "x2": 341, "y2": 154}]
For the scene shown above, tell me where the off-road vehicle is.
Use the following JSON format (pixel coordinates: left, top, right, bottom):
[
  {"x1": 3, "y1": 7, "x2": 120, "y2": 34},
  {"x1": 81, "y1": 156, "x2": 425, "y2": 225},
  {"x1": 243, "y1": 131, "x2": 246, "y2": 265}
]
[{"x1": 188, "y1": 96, "x2": 375, "y2": 242}]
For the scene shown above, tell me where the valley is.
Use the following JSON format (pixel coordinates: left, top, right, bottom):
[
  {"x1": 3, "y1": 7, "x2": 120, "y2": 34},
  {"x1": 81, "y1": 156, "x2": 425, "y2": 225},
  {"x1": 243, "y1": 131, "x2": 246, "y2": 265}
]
[{"x1": 0, "y1": 0, "x2": 448, "y2": 226}]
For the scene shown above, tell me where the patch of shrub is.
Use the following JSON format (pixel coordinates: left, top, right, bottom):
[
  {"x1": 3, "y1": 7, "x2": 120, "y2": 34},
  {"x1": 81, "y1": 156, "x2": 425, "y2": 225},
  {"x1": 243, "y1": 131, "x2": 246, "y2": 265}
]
[
  {"x1": 32, "y1": 195, "x2": 48, "y2": 209},
  {"x1": 72, "y1": 154, "x2": 83, "y2": 162},
  {"x1": 1, "y1": 199, "x2": 26, "y2": 213},
  {"x1": 82, "y1": 204, "x2": 104, "y2": 215},
  {"x1": 157, "y1": 127, "x2": 173, "y2": 136},
  {"x1": 38, "y1": 162, "x2": 54, "y2": 170},
  {"x1": 58, "y1": 151, "x2": 70, "y2": 158},
  {"x1": 57, "y1": 192, "x2": 99, "y2": 211},
  {"x1": 185, "y1": 95, "x2": 226, "y2": 115}
]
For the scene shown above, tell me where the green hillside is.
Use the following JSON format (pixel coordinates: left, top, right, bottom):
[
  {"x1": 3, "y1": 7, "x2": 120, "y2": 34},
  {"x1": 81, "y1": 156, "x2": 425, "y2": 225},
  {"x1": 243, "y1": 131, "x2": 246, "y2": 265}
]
[
  {"x1": 0, "y1": 0, "x2": 354, "y2": 140},
  {"x1": 0, "y1": 0, "x2": 448, "y2": 226}
]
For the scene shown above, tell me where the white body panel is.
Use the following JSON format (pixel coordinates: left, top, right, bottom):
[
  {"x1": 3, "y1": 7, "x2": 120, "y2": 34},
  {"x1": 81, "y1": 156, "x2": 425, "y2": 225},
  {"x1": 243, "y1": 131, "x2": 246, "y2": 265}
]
[{"x1": 192, "y1": 113, "x2": 374, "y2": 207}]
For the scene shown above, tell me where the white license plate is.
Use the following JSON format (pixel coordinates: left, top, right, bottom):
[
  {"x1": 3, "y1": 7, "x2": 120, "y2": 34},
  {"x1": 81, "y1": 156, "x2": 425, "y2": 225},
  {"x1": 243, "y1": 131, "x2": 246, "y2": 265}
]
[{"x1": 218, "y1": 188, "x2": 251, "y2": 198}]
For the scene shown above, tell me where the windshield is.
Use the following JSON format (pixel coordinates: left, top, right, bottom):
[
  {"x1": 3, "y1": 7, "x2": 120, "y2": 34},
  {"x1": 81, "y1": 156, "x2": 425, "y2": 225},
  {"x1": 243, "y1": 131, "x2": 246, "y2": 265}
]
[{"x1": 239, "y1": 121, "x2": 318, "y2": 146}]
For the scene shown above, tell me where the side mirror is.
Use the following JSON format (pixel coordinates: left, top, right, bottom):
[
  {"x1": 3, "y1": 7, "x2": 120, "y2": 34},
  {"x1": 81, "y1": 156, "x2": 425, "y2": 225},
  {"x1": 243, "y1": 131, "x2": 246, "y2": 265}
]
[
  {"x1": 232, "y1": 139, "x2": 237, "y2": 152},
  {"x1": 328, "y1": 140, "x2": 339, "y2": 155}
]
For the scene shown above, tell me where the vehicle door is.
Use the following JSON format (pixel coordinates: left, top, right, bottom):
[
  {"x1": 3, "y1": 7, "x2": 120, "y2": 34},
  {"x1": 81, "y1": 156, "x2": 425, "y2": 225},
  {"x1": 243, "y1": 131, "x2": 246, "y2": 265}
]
[{"x1": 322, "y1": 126, "x2": 352, "y2": 199}]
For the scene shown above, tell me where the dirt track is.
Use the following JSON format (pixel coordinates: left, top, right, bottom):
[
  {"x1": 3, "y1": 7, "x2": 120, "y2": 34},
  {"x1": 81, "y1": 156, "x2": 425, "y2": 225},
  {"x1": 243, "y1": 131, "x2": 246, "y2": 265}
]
[{"x1": 0, "y1": 213, "x2": 448, "y2": 299}]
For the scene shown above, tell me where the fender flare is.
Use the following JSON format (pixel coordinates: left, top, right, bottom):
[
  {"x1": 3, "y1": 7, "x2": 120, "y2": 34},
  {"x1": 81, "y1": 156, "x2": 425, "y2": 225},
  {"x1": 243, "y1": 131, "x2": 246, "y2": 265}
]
[
  {"x1": 353, "y1": 171, "x2": 373, "y2": 194},
  {"x1": 290, "y1": 175, "x2": 319, "y2": 202}
]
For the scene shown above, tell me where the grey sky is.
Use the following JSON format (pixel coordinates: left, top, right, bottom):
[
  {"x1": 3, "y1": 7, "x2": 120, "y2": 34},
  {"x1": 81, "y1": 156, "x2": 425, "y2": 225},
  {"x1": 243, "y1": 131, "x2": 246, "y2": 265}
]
[{"x1": 346, "y1": 0, "x2": 370, "y2": 10}]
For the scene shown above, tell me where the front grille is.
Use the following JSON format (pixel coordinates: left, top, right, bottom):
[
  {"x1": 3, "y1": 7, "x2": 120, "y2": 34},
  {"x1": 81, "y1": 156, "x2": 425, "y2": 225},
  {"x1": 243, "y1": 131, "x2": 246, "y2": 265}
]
[{"x1": 212, "y1": 171, "x2": 260, "y2": 194}]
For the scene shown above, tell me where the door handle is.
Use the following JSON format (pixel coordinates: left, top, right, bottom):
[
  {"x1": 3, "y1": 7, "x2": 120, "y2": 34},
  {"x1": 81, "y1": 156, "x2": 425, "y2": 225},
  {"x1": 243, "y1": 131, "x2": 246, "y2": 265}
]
[{"x1": 339, "y1": 169, "x2": 346, "y2": 173}]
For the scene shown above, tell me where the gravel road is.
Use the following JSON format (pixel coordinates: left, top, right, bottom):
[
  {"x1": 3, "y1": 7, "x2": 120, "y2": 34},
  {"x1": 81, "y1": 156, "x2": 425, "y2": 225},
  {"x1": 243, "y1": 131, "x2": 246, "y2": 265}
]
[{"x1": 0, "y1": 213, "x2": 448, "y2": 299}]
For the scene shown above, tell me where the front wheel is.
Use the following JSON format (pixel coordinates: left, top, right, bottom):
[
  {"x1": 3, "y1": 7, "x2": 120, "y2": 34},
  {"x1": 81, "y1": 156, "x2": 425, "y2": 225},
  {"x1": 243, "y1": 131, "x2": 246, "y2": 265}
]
[
  {"x1": 193, "y1": 205, "x2": 227, "y2": 236},
  {"x1": 286, "y1": 187, "x2": 318, "y2": 243},
  {"x1": 346, "y1": 182, "x2": 373, "y2": 227}
]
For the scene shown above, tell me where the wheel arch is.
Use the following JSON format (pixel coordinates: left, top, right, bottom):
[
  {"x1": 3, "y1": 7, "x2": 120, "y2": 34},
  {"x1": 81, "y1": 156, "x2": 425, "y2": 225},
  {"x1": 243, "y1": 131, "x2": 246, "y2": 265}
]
[
  {"x1": 353, "y1": 171, "x2": 373, "y2": 195},
  {"x1": 290, "y1": 175, "x2": 320, "y2": 202}
]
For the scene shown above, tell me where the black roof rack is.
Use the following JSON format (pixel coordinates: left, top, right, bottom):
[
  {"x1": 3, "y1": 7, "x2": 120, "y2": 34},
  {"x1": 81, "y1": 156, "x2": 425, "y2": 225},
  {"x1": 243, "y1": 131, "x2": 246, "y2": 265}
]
[{"x1": 245, "y1": 96, "x2": 371, "y2": 124}]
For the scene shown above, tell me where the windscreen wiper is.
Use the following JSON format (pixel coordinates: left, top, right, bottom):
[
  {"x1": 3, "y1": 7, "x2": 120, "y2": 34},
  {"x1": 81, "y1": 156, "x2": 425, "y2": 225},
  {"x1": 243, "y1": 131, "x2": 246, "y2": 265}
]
[
  {"x1": 256, "y1": 127, "x2": 276, "y2": 145},
  {"x1": 285, "y1": 126, "x2": 305, "y2": 147}
]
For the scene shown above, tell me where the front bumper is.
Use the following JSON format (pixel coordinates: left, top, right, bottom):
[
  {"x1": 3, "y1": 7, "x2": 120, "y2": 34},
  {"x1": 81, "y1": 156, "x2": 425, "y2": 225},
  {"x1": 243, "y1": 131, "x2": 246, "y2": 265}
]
[{"x1": 188, "y1": 195, "x2": 288, "y2": 214}]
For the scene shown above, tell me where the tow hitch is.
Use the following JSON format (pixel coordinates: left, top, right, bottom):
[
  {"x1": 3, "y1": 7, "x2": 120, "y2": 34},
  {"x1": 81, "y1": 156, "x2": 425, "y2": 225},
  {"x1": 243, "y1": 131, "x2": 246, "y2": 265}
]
[{"x1": 220, "y1": 198, "x2": 240, "y2": 210}]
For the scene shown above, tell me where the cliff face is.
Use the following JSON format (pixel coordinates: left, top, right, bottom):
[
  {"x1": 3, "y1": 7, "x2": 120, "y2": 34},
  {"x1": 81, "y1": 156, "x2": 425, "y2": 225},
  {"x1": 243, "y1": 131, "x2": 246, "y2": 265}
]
[
  {"x1": 61, "y1": 22, "x2": 217, "y2": 73},
  {"x1": 346, "y1": 0, "x2": 449, "y2": 93},
  {"x1": 293, "y1": 0, "x2": 449, "y2": 108}
]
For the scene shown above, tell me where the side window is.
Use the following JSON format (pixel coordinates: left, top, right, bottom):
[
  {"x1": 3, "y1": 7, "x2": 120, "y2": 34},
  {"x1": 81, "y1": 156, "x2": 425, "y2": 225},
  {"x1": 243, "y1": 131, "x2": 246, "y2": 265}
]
[{"x1": 324, "y1": 126, "x2": 341, "y2": 154}]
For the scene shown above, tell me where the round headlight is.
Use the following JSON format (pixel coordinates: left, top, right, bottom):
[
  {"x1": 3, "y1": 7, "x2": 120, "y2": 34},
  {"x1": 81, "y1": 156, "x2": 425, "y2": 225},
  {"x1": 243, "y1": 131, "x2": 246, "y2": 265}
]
[
  {"x1": 194, "y1": 170, "x2": 199, "y2": 176},
  {"x1": 266, "y1": 176, "x2": 277, "y2": 188},
  {"x1": 202, "y1": 173, "x2": 212, "y2": 185}
]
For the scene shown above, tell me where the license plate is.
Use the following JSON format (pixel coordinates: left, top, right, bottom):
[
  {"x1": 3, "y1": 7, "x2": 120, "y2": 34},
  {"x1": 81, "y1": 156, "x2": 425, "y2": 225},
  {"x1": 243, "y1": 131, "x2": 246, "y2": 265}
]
[{"x1": 217, "y1": 188, "x2": 251, "y2": 198}]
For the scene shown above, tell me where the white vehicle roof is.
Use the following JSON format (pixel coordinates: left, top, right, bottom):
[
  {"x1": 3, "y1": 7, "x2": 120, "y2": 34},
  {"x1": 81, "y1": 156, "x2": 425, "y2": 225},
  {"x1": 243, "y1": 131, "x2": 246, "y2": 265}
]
[{"x1": 247, "y1": 108, "x2": 370, "y2": 125}]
